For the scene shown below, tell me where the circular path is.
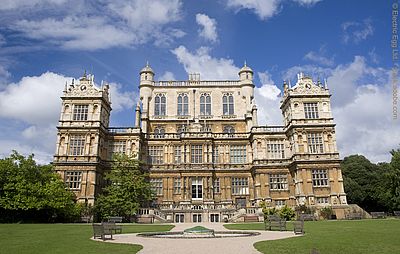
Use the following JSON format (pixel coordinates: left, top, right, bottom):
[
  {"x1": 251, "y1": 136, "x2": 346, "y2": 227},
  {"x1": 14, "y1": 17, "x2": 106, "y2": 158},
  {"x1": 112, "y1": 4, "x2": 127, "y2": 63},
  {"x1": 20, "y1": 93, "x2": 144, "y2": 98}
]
[{"x1": 94, "y1": 223, "x2": 299, "y2": 254}]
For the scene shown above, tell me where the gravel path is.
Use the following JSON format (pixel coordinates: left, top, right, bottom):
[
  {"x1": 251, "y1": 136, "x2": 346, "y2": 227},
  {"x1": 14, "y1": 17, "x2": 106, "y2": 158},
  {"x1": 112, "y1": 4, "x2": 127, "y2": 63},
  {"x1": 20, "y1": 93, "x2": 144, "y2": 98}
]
[{"x1": 93, "y1": 223, "x2": 299, "y2": 254}]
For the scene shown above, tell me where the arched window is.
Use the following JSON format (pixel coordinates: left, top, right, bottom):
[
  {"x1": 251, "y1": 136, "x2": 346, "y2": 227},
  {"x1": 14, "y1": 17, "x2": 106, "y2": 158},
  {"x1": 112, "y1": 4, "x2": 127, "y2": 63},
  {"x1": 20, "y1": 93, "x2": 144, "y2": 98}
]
[
  {"x1": 222, "y1": 93, "x2": 234, "y2": 115},
  {"x1": 200, "y1": 94, "x2": 211, "y2": 115},
  {"x1": 177, "y1": 93, "x2": 189, "y2": 116},
  {"x1": 155, "y1": 94, "x2": 166, "y2": 116},
  {"x1": 223, "y1": 125, "x2": 235, "y2": 134},
  {"x1": 154, "y1": 126, "x2": 165, "y2": 138}
]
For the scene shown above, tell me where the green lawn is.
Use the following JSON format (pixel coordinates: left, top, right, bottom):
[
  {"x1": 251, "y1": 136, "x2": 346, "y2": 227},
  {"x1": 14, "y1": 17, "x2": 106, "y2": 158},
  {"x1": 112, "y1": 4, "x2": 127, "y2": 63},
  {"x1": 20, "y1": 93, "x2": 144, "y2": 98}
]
[
  {"x1": 225, "y1": 219, "x2": 400, "y2": 254},
  {"x1": 0, "y1": 223, "x2": 174, "y2": 254}
]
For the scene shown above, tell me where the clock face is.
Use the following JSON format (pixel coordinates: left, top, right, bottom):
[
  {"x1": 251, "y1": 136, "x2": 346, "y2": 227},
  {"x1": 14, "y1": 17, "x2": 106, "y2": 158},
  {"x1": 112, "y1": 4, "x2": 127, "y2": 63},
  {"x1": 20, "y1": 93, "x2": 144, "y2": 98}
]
[{"x1": 80, "y1": 85, "x2": 86, "y2": 91}]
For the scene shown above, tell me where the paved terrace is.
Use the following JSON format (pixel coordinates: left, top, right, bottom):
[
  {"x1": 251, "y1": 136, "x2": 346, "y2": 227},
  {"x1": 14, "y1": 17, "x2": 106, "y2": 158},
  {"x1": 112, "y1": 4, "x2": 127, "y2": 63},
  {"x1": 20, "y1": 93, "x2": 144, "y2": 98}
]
[{"x1": 93, "y1": 223, "x2": 299, "y2": 254}]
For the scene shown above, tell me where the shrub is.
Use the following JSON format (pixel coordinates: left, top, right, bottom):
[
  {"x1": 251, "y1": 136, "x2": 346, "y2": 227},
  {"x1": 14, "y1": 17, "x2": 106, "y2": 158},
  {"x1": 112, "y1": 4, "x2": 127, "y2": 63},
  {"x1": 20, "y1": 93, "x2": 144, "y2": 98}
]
[
  {"x1": 279, "y1": 205, "x2": 295, "y2": 221},
  {"x1": 320, "y1": 206, "x2": 334, "y2": 219}
]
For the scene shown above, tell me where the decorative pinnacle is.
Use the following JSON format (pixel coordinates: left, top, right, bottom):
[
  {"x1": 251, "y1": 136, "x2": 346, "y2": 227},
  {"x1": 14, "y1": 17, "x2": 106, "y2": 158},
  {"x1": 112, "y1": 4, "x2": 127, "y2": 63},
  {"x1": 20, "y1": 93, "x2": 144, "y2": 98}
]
[{"x1": 244, "y1": 60, "x2": 247, "y2": 67}]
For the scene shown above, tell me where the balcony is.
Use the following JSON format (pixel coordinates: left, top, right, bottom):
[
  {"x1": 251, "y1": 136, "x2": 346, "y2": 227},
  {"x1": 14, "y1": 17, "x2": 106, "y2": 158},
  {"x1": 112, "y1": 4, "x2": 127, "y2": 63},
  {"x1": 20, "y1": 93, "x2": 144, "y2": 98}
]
[{"x1": 252, "y1": 126, "x2": 285, "y2": 133}]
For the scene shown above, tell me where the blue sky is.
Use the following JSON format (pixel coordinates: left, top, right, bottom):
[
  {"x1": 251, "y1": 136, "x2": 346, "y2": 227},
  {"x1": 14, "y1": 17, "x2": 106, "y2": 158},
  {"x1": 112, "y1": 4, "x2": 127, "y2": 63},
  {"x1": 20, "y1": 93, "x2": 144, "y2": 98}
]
[{"x1": 0, "y1": 0, "x2": 398, "y2": 163}]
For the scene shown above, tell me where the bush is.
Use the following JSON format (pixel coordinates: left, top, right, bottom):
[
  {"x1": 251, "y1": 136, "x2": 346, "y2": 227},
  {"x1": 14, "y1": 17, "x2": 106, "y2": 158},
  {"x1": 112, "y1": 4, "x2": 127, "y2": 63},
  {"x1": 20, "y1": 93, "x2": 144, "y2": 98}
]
[
  {"x1": 279, "y1": 205, "x2": 295, "y2": 221},
  {"x1": 320, "y1": 206, "x2": 334, "y2": 219}
]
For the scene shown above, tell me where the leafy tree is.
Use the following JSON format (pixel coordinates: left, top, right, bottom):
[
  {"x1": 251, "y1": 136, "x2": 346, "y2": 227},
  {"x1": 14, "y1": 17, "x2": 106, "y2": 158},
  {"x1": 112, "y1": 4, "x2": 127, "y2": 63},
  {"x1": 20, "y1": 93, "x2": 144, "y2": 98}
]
[
  {"x1": 94, "y1": 153, "x2": 153, "y2": 221},
  {"x1": 0, "y1": 151, "x2": 80, "y2": 222},
  {"x1": 386, "y1": 149, "x2": 400, "y2": 210},
  {"x1": 320, "y1": 206, "x2": 333, "y2": 219}
]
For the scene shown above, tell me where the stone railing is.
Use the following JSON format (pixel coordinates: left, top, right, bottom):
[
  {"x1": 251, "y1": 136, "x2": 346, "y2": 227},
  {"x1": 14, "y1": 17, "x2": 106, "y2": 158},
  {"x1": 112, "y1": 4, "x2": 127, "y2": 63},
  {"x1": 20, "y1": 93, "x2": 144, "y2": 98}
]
[
  {"x1": 252, "y1": 126, "x2": 285, "y2": 133},
  {"x1": 145, "y1": 132, "x2": 249, "y2": 139},
  {"x1": 154, "y1": 80, "x2": 241, "y2": 87},
  {"x1": 107, "y1": 127, "x2": 140, "y2": 134}
]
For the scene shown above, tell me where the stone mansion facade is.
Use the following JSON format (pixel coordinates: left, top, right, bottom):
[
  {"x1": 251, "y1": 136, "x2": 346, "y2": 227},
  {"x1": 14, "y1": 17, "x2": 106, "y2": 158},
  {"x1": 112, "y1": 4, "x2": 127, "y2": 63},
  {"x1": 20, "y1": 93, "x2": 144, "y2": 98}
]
[{"x1": 53, "y1": 63, "x2": 348, "y2": 222}]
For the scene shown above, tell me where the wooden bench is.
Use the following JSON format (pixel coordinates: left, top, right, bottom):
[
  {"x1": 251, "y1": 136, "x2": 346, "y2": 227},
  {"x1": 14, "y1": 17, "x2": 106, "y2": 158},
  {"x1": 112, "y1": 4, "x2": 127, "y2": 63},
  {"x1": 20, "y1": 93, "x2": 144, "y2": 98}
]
[
  {"x1": 81, "y1": 216, "x2": 91, "y2": 223},
  {"x1": 102, "y1": 221, "x2": 122, "y2": 234},
  {"x1": 265, "y1": 215, "x2": 286, "y2": 231},
  {"x1": 92, "y1": 223, "x2": 113, "y2": 241},
  {"x1": 370, "y1": 212, "x2": 386, "y2": 219},
  {"x1": 393, "y1": 211, "x2": 400, "y2": 218},
  {"x1": 108, "y1": 216, "x2": 123, "y2": 223},
  {"x1": 345, "y1": 213, "x2": 362, "y2": 220},
  {"x1": 298, "y1": 214, "x2": 316, "y2": 221},
  {"x1": 293, "y1": 220, "x2": 304, "y2": 235}
]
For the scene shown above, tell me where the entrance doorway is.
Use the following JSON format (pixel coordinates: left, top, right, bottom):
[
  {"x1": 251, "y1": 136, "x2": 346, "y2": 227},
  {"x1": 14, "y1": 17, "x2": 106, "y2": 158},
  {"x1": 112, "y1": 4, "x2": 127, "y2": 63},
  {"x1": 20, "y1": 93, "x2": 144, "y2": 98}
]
[
  {"x1": 192, "y1": 214, "x2": 202, "y2": 222},
  {"x1": 175, "y1": 214, "x2": 184, "y2": 223},
  {"x1": 210, "y1": 214, "x2": 220, "y2": 222}
]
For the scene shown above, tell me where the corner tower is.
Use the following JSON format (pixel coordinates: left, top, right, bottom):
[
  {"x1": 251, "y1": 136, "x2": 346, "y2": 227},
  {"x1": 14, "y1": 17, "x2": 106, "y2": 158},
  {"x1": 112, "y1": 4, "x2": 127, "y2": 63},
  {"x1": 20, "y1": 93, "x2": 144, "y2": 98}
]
[
  {"x1": 281, "y1": 73, "x2": 347, "y2": 214},
  {"x1": 53, "y1": 72, "x2": 111, "y2": 205}
]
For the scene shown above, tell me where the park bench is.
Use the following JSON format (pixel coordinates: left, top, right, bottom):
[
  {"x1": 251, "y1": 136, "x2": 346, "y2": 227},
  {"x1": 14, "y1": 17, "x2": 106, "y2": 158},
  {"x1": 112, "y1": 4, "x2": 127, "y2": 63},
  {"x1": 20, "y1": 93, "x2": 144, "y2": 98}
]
[
  {"x1": 298, "y1": 214, "x2": 316, "y2": 221},
  {"x1": 393, "y1": 211, "x2": 400, "y2": 218},
  {"x1": 108, "y1": 216, "x2": 123, "y2": 223},
  {"x1": 293, "y1": 220, "x2": 305, "y2": 235},
  {"x1": 370, "y1": 212, "x2": 386, "y2": 219},
  {"x1": 81, "y1": 216, "x2": 91, "y2": 223},
  {"x1": 265, "y1": 215, "x2": 286, "y2": 231},
  {"x1": 102, "y1": 221, "x2": 122, "y2": 234},
  {"x1": 92, "y1": 223, "x2": 113, "y2": 241},
  {"x1": 345, "y1": 212, "x2": 362, "y2": 220}
]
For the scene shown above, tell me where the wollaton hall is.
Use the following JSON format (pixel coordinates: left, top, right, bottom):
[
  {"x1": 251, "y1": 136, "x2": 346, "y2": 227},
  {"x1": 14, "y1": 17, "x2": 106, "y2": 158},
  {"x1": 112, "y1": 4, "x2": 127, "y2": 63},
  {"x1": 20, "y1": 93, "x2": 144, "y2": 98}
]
[{"x1": 53, "y1": 63, "x2": 348, "y2": 223}]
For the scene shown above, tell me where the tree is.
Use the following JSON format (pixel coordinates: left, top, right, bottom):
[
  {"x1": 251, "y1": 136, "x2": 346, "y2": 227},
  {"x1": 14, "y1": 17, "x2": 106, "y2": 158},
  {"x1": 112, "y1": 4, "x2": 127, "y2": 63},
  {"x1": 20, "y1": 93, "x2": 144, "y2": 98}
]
[
  {"x1": 0, "y1": 151, "x2": 80, "y2": 222},
  {"x1": 94, "y1": 153, "x2": 153, "y2": 221},
  {"x1": 386, "y1": 149, "x2": 400, "y2": 210}
]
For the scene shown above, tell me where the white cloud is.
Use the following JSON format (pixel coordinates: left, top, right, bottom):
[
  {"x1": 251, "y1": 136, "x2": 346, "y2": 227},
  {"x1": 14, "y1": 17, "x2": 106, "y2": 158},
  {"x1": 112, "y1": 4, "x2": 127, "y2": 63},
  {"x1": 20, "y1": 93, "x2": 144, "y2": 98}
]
[
  {"x1": 7, "y1": 0, "x2": 184, "y2": 50},
  {"x1": 282, "y1": 56, "x2": 399, "y2": 162},
  {"x1": 292, "y1": 0, "x2": 322, "y2": 6},
  {"x1": 342, "y1": 18, "x2": 374, "y2": 44},
  {"x1": 0, "y1": 72, "x2": 68, "y2": 125},
  {"x1": 159, "y1": 71, "x2": 176, "y2": 80},
  {"x1": 108, "y1": 82, "x2": 136, "y2": 112},
  {"x1": 171, "y1": 46, "x2": 240, "y2": 80},
  {"x1": 0, "y1": 72, "x2": 135, "y2": 164},
  {"x1": 0, "y1": 0, "x2": 67, "y2": 10},
  {"x1": 196, "y1": 13, "x2": 218, "y2": 42},
  {"x1": 254, "y1": 71, "x2": 282, "y2": 125},
  {"x1": 304, "y1": 47, "x2": 334, "y2": 67},
  {"x1": 282, "y1": 64, "x2": 332, "y2": 83},
  {"x1": 226, "y1": 0, "x2": 281, "y2": 20}
]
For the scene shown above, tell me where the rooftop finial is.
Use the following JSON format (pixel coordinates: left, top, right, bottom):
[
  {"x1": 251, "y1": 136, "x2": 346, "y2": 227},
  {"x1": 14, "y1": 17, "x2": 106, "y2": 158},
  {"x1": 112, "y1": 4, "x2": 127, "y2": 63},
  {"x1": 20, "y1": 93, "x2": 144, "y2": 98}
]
[
  {"x1": 244, "y1": 60, "x2": 247, "y2": 67},
  {"x1": 146, "y1": 60, "x2": 149, "y2": 67}
]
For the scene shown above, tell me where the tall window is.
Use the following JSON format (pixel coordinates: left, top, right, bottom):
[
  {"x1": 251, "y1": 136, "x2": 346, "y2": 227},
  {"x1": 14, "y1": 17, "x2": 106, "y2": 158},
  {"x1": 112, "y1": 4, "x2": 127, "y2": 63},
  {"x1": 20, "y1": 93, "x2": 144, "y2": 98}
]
[
  {"x1": 200, "y1": 93, "x2": 211, "y2": 115},
  {"x1": 232, "y1": 177, "x2": 249, "y2": 195},
  {"x1": 173, "y1": 178, "x2": 181, "y2": 194},
  {"x1": 307, "y1": 133, "x2": 324, "y2": 153},
  {"x1": 154, "y1": 94, "x2": 166, "y2": 116},
  {"x1": 177, "y1": 93, "x2": 189, "y2": 116},
  {"x1": 154, "y1": 126, "x2": 165, "y2": 138},
  {"x1": 69, "y1": 135, "x2": 85, "y2": 156},
  {"x1": 213, "y1": 146, "x2": 219, "y2": 163},
  {"x1": 269, "y1": 174, "x2": 288, "y2": 190},
  {"x1": 267, "y1": 142, "x2": 285, "y2": 159},
  {"x1": 230, "y1": 145, "x2": 246, "y2": 163},
  {"x1": 151, "y1": 178, "x2": 163, "y2": 195},
  {"x1": 312, "y1": 169, "x2": 329, "y2": 187},
  {"x1": 191, "y1": 177, "x2": 203, "y2": 199},
  {"x1": 174, "y1": 146, "x2": 182, "y2": 164},
  {"x1": 109, "y1": 140, "x2": 126, "y2": 157},
  {"x1": 213, "y1": 178, "x2": 220, "y2": 193},
  {"x1": 222, "y1": 93, "x2": 234, "y2": 115},
  {"x1": 191, "y1": 145, "x2": 203, "y2": 163},
  {"x1": 65, "y1": 171, "x2": 82, "y2": 190},
  {"x1": 73, "y1": 104, "x2": 89, "y2": 121},
  {"x1": 304, "y1": 102, "x2": 319, "y2": 119},
  {"x1": 148, "y1": 146, "x2": 164, "y2": 164}
]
